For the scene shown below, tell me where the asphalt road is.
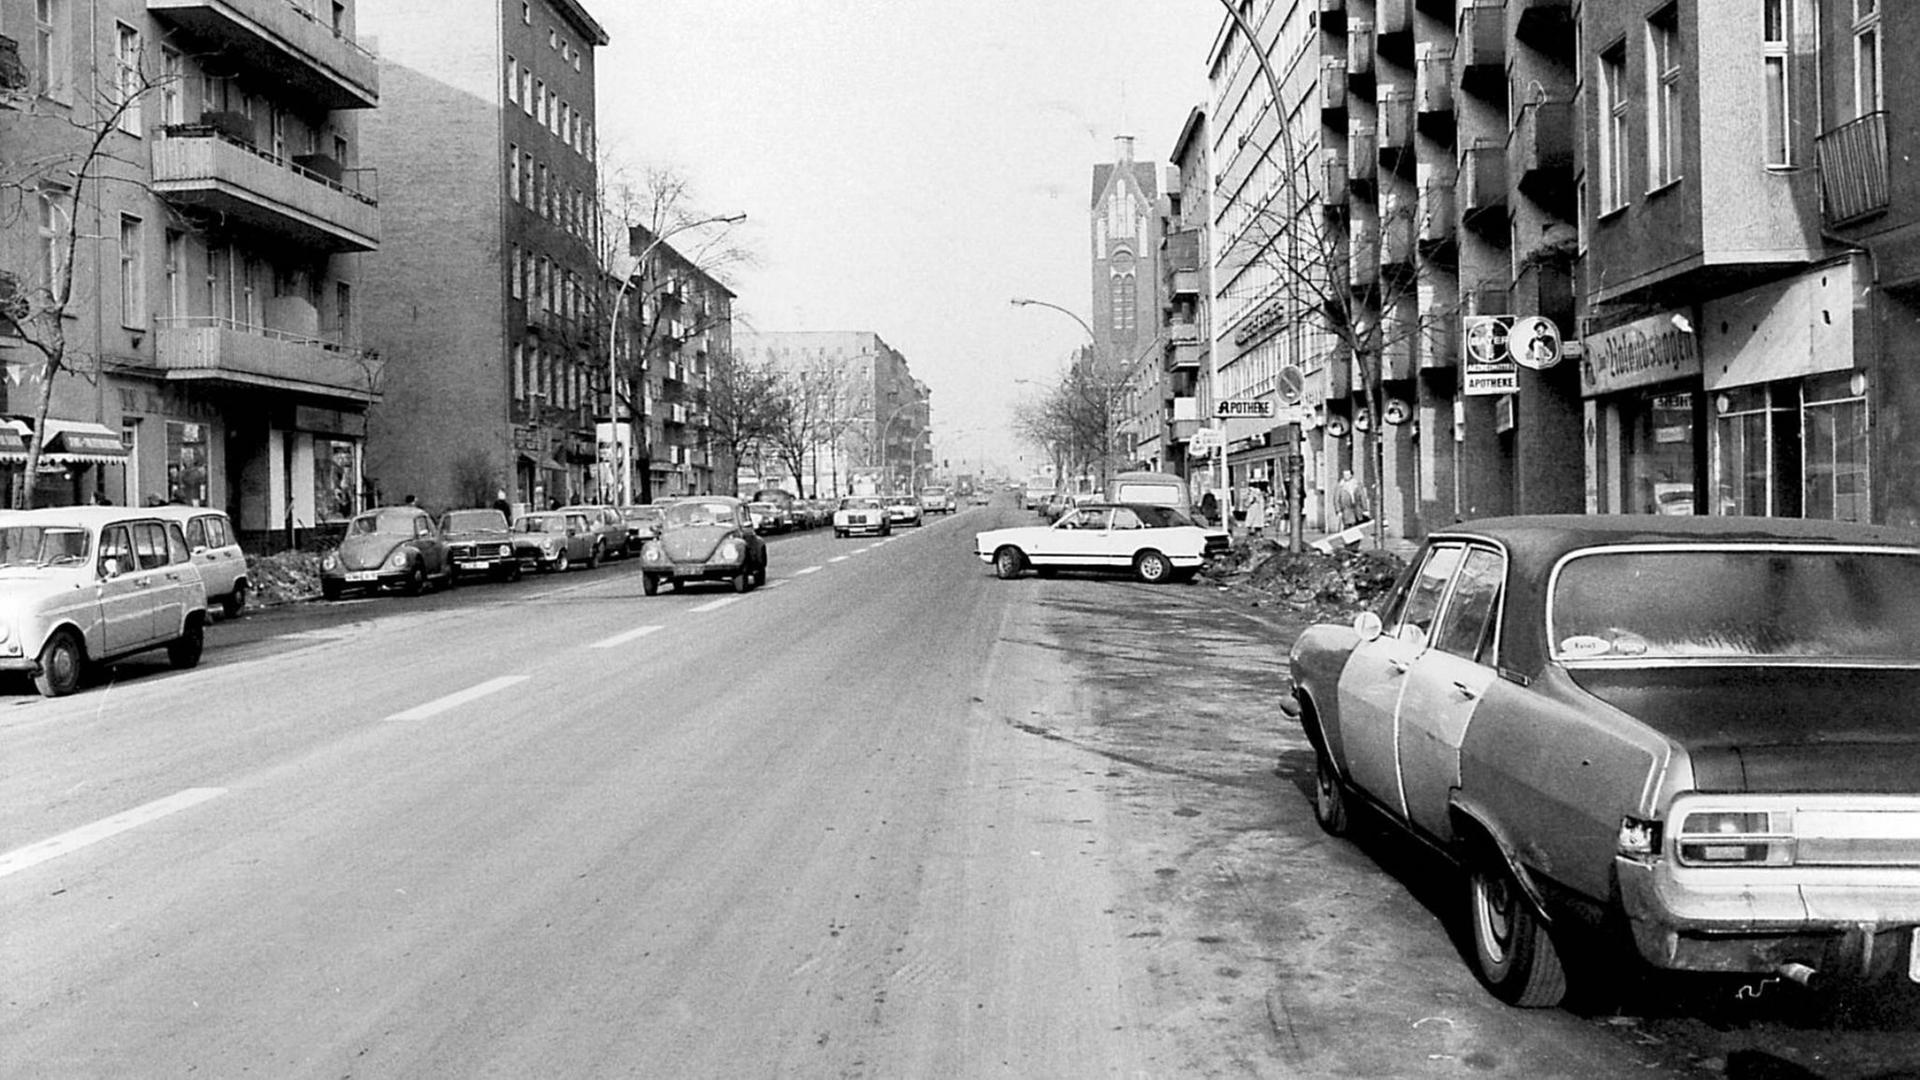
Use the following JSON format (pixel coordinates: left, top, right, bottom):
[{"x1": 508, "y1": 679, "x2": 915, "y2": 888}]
[{"x1": 3, "y1": 502, "x2": 1917, "y2": 1078}]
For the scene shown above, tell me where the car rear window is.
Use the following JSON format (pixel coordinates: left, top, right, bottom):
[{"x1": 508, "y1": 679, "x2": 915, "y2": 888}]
[{"x1": 1550, "y1": 547, "x2": 1920, "y2": 664}]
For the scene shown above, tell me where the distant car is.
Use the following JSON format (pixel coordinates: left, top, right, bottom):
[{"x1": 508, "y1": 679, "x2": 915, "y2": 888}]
[
  {"x1": 439, "y1": 508, "x2": 521, "y2": 582},
  {"x1": 746, "y1": 500, "x2": 790, "y2": 534},
  {"x1": 638, "y1": 495, "x2": 768, "y2": 594},
  {"x1": 618, "y1": 504, "x2": 669, "y2": 545},
  {"x1": 565, "y1": 504, "x2": 631, "y2": 560},
  {"x1": 833, "y1": 496, "x2": 890, "y2": 538},
  {"x1": 511, "y1": 510, "x2": 597, "y2": 572},
  {"x1": 1289, "y1": 515, "x2": 1920, "y2": 1007},
  {"x1": 885, "y1": 495, "x2": 924, "y2": 528},
  {"x1": 1040, "y1": 492, "x2": 1075, "y2": 522},
  {"x1": 153, "y1": 506, "x2": 250, "y2": 617},
  {"x1": 974, "y1": 502, "x2": 1212, "y2": 584},
  {"x1": 919, "y1": 486, "x2": 954, "y2": 514},
  {"x1": 321, "y1": 506, "x2": 454, "y2": 599},
  {"x1": 0, "y1": 507, "x2": 209, "y2": 697}
]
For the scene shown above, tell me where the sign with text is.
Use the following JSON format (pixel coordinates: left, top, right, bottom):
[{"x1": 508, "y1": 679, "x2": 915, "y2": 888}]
[
  {"x1": 1463, "y1": 315, "x2": 1518, "y2": 396},
  {"x1": 1580, "y1": 311, "x2": 1702, "y2": 396},
  {"x1": 1215, "y1": 399, "x2": 1276, "y2": 419}
]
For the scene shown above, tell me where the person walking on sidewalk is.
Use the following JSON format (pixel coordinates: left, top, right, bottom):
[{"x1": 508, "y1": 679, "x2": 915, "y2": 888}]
[
  {"x1": 1335, "y1": 469, "x2": 1370, "y2": 529},
  {"x1": 1243, "y1": 484, "x2": 1267, "y2": 538}
]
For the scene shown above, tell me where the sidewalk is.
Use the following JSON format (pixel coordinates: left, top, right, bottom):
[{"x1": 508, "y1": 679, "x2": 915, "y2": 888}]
[{"x1": 1221, "y1": 520, "x2": 1420, "y2": 562}]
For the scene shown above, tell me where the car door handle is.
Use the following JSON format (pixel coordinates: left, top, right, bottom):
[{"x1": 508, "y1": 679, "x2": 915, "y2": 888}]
[
  {"x1": 1387, "y1": 659, "x2": 1410, "y2": 674},
  {"x1": 1453, "y1": 681, "x2": 1480, "y2": 700},
  {"x1": 133, "y1": 577, "x2": 152, "y2": 588}
]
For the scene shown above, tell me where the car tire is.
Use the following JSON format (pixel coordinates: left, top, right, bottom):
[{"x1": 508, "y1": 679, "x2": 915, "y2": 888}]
[
  {"x1": 642, "y1": 573, "x2": 660, "y2": 596},
  {"x1": 552, "y1": 550, "x2": 571, "y2": 573},
  {"x1": 168, "y1": 618, "x2": 204, "y2": 670},
  {"x1": 221, "y1": 580, "x2": 249, "y2": 619},
  {"x1": 732, "y1": 570, "x2": 749, "y2": 593},
  {"x1": 1311, "y1": 743, "x2": 1351, "y2": 837},
  {"x1": 32, "y1": 630, "x2": 83, "y2": 698},
  {"x1": 321, "y1": 579, "x2": 343, "y2": 601},
  {"x1": 993, "y1": 546, "x2": 1025, "y2": 580},
  {"x1": 835, "y1": 529, "x2": 846, "y2": 539},
  {"x1": 402, "y1": 564, "x2": 427, "y2": 596},
  {"x1": 442, "y1": 565, "x2": 458, "y2": 590},
  {"x1": 508, "y1": 562, "x2": 523, "y2": 582},
  {"x1": 1134, "y1": 550, "x2": 1173, "y2": 584},
  {"x1": 588, "y1": 543, "x2": 602, "y2": 570},
  {"x1": 1466, "y1": 860, "x2": 1568, "y2": 1008}
]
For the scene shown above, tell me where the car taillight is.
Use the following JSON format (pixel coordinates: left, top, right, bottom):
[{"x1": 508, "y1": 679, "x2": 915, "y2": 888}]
[{"x1": 1674, "y1": 810, "x2": 1793, "y2": 867}]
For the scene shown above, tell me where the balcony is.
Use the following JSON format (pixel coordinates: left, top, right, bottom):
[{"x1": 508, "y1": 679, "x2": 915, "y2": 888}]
[
  {"x1": 1167, "y1": 335, "x2": 1204, "y2": 372},
  {"x1": 1416, "y1": 47, "x2": 1453, "y2": 117},
  {"x1": 1380, "y1": 191, "x2": 1416, "y2": 269},
  {"x1": 1378, "y1": 0, "x2": 1411, "y2": 38},
  {"x1": 1321, "y1": 58, "x2": 1349, "y2": 115},
  {"x1": 1350, "y1": 210, "x2": 1380, "y2": 289},
  {"x1": 1460, "y1": 142, "x2": 1507, "y2": 233},
  {"x1": 1509, "y1": 100, "x2": 1575, "y2": 208},
  {"x1": 1514, "y1": 0, "x2": 1573, "y2": 46},
  {"x1": 1347, "y1": 20, "x2": 1375, "y2": 82},
  {"x1": 1323, "y1": 151, "x2": 1349, "y2": 208},
  {"x1": 1418, "y1": 285, "x2": 1459, "y2": 369},
  {"x1": 152, "y1": 128, "x2": 378, "y2": 251},
  {"x1": 147, "y1": 0, "x2": 378, "y2": 110},
  {"x1": 154, "y1": 316, "x2": 383, "y2": 402},
  {"x1": 1817, "y1": 111, "x2": 1890, "y2": 226},
  {"x1": 1380, "y1": 294, "x2": 1418, "y2": 380},
  {"x1": 1379, "y1": 85, "x2": 1415, "y2": 156},
  {"x1": 1319, "y1": 0, "x2": 1346, "y2": 27},
  {"x1": 1169, "y1": 321, "x2": 1201, "y2": 347},
  {"x1": 1320, "y1": 341, "x2": 1352, "y2": 400},
  {"x1": 1457, "y1": 2, "x2": 1506, "y2": 98},
  {"x1": 1350, "y1": 125, "x2": 1378, "y2": 187},
  {"x1": 1419, "y1": 177, "x2": 1456, "y2": 248}
]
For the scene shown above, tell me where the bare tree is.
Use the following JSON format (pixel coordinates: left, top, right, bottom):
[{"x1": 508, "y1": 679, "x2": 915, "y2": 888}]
[
  {"x1": 701, "y1": 348, "x2": 785, "y2": 498},
  {"x1": 1010, "y1": 346, "x2": 1124, "y2": 494},
  {"x1": 765, "y1": 356, "x2": 864, "y2": 499}
]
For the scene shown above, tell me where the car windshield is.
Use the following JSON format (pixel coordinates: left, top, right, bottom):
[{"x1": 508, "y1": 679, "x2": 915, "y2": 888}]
[
  {"x1": 621, "y1": 508, "x2": 663, "y2": 523},
  {"x1": 1549, "y1": 547, "x2": 1920, "y2": 665},
  {"x1": 889, "y1": 498, "x2": 917, "y2": 506},
  {"x1": 513, "y1": 515, "x2": 565, "y2": 534},
  {"x1": 666, "y1": 501, "x2": 736, "y2": 528},
  {"x1": 840, "y1": 498, "x2": 882, "y2": 510},
  {"x1": 0, "y1": 525, "x2": 91, "y2": 567},
  {"x1": 443, "y1": 510, "x2": 505, "y2": 532}
]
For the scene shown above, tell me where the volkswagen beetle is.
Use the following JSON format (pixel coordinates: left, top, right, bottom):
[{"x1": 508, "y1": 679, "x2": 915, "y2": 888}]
[
  {"x1": 320, "y1": 507, "x2": 453, "y2": 600},
  {"x1": 638, "y1": 496, "x2": 767, "y2": 594}
]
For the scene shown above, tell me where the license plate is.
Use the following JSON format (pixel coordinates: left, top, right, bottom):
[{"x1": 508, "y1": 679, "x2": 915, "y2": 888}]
[
  {"x1": 345, "y1": 571, "x2": 379, "y2": 582},
  {"x1": 459, "y1": 561, "x2": 488, "y2": 571}
]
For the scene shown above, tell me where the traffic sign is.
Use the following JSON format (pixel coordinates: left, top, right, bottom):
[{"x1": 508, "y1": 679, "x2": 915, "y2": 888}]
[
  {"x1": 1216, "y1": 399, "x2": 1276, "y2": 419},
  {"x1": 1512, "y1": 315, "x2": 1562, "y2": 369},
  {"x1": 1276, "y1": 366, "x2": 1306, "y2": 406},
  {"x1": 1188, "y1": 426, "x2": 1224, "y2": 451}
]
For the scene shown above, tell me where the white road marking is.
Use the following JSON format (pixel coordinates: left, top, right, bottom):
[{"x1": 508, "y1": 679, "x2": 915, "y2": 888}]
[
  {"x1": 0, "y1": 787, "x2": 226, "y2": 880},
  {"x1": 589, "y1": 625, "x2": 665, "y2": 649},
  {"x1": 828, "y1": 556, "x2": 850, "y2": 563},
  {"x1": 795, "y1": 566, "x2": 822, "y2": 575},
  {"x1": 385, "y1": 675, "x2": 529, "y2": 721},
  {"x1": 765, "y1": 579, "x2": 789, "y2": 589},
  {"x1": 689, "y1": 597, "x2": 740, "y2": 613}
]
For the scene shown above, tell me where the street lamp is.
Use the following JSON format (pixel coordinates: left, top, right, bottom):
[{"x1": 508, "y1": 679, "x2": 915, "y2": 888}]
[
  {"x1": 607, "y1": 211, "x2": 747, "y2": 507},
  {"x1": 1009, "y1": 296, "x2": 1097, "y2": 348},
  {"x1": 875, "y1": 396, "x2": 925, "y2": 494}
]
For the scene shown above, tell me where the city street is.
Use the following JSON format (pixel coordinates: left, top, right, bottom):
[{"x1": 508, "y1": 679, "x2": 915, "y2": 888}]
[{"x1": 3, "y1": 503, "x2": 1919, "y2": 1078}]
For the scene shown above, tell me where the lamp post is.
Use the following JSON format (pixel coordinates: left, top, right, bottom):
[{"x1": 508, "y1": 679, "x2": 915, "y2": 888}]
[
  {"x1": 875, "y1": 396, "x2": 924, "y2": 494},
  {"x1": 1009, "y1": 298, "x2": 1128, "y2": 491},
  {"x1": 607, "y1": 212, "x2": 746, "y2": 507}
]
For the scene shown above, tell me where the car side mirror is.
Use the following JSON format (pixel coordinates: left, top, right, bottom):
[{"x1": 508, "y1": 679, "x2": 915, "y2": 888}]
[{"x1": 1353, "y1": 610, "x2": 1383, "y2": 641}]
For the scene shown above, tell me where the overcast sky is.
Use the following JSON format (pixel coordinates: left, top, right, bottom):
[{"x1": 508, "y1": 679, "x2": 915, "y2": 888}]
[{"x1": 593, "y1": 1, "x2": 1221, "y2": 475}]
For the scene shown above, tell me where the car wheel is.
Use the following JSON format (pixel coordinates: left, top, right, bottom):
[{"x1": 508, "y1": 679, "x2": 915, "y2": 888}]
[
  {"x1": 442, "y1": 565, "x2": 459, "y2": 590},
  {"x1": 588, "y1": 543, "x2": 602, "y2": 570},
  {"x1": 167, "y1": 618, "x2": 205, "y2": 670},
  {"x1": 401, "y1": 564, "x2": 427, "y2": 596},
  {"x1": 834, "y1": 529, "x2": 846, "y2": 538},
  {"x1": 753, "y1": 564, "x2": 768, "y2": 588},
  {"x1": 732, "y1": 570, "x2": 749, "y2": 593},
  {"x1": 508, "y1": 562, "x2": 523, "y2": 582},
  {"x1": 552, "y1": 550, "x2": 571, "y2": 573},
  {"x1": 993, "y1": 546, "x2": 1025, "y2": 580},
  {"x1": 1134, "y1": 550, "x2": 1173, "y2": 584},
  {"x1": 1466, "y1": 861, "x2": 1568, "y2": 1007},
  {"x1": 321, "y1": 579, "x2": 343, "y2": 601},
  {"x1": 221, "y1": 580, "x2": 249, "y2": 618},
  {"x1": 32, "y1": 630, "x2": 84, "y2": 698},
  {"x1": 1311, "y1": 743, "x2": 1351, "y2": 837},
  {"x1": 642, "y1": 573, "x2": 660, "y2": 596}
]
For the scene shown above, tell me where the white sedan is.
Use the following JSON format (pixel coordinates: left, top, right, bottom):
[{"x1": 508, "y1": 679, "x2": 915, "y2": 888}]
[{"x1": 974, "y1": 502, "x2": 1217, "y2": 584}]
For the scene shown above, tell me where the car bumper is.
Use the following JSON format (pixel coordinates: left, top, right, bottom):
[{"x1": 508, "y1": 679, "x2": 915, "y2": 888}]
[
  {"x1": 654, "y1": 560, "x2": 746, "y2": 580},
  {"x1": 1617, "y1": 856, "x2": 1920, "y2": 979},
  {"x1": 837, "y1": 520, "x2": 887, "y2": 534},
  {"x1": 325, "y1": 568, "x2": 413, "y2": 590},
  {"x1": 450, "y1": 556, "x2": 514, "y2": 574}
]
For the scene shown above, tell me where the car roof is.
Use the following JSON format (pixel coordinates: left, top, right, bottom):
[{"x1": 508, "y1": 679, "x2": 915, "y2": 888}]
[{"x1": 8, "y1": 506, "x2": 199, "y2": 526}]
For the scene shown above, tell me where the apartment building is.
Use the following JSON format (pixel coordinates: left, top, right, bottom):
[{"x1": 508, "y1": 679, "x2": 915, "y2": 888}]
[
  {"x1": 0, "y1": 0, "x2": 381, "y2": 537},
  {"x1": 620, "y1": 225, "x2": 733, "y2": 501},
  {"x1": 732, "y1": 330, "x2": 928, "y2": 498},
  {"x1": 357, "y1": 0, "x2": 606, "y2": 514}
]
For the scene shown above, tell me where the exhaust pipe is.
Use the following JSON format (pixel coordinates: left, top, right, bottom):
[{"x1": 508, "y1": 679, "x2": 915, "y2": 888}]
[{"x1": 1775, "y1": 962, "x2": 1818, "y2": 988}]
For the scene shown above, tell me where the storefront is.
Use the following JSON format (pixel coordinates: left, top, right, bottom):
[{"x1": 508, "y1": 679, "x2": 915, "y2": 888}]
[{"x1": 1581, "y1": 311, "x2": 1706, "y2": 515}]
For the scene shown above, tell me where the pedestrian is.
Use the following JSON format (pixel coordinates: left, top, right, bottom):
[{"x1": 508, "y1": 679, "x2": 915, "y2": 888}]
[
  {"x1": 1244, "y1": 483, "x2": 1267, "y2": 538},
  {"x1": 492, "y1": 489, "x2": 512, "y2": 519},
  {"x1": 1335, "y1": 469, "x2": 1370, "y2": 529},
  {"x1": 1198, "y1": 489, "x2": 1219, "y2": 528},
  {"x1": 402, "y1": 493, "x2": 418, "y2": 507}
]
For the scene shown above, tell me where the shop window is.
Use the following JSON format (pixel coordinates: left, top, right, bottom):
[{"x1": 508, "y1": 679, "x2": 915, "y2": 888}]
[
  {"x1": 1714, "y1": 384, "x2": 1801, "y2": 518},
  {"x1": 315, "y1": 438, "x2": 357, "y2": 523},
  {"x1": 1802, "y1": 371, "x2": 1869, "y2": 522},
  {"x1": 165, "y1": 421, "x2": 208, "y2": 507},
  {"x1": 1622, "y1": 390, "x2": 1698, "y2": 514}
]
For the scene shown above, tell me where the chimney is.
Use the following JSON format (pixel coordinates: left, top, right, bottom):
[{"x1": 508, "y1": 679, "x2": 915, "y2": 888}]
[{"x1": 1114, "y1": 134, "x2": 1135, "y2": 163}]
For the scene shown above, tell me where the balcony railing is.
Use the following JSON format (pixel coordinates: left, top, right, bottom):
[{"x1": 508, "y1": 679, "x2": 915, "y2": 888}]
[
  {"x1": 1817, "y1": 111, "x2": 1890, "y2": 226},
  {"x1": 1457, "y1": 2, "x2": 1506, "y2": 97},
  {"x1": 147, "y1": 0, "x2": 378, "y2": 109},
  {"x1": 1347, "y1": 20, "x2": 1375, "y2": 80},
  {"x1": 153, "y1": 126, "x2": 378, "y2": 251},
  {"x1": 1321, "y1": 57, "x2": 1348, "y2": 115},
  {"x1": 1379, "y1": 85, "x2": 1415, "y2": 153},
  {"x1": 1417, "y1": 47, "x2": 1453, "y2": 115},
  {"x1": 154, "y1": 315, "x2": 383, "y2": 401}
]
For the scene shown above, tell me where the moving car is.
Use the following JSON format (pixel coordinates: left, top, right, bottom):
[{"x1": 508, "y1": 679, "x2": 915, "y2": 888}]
[
  {"x1": 919, "y1": 485, "x2": 954, "y2": 514},
  {"x1": 638, "y1": 495, "x2": 767, "y2": 594},
  {"x1": 440, "y1": 508, "x2": 521, "y2": 582},
  {"x1": 511, "y1": 510, "x2": 597, "y2": 572},
  {"x1": 885, "y1": 495, "x2": 924, "y2": 528},
  {"x1": 321, "y1": 506, "x2": 455, "y2": 599},
  {"x1": 974, "y1": 502, "x2": 1212, "y2": 584},
  {"x1": 0, "y1": 507, "x2": 210, "y2": 696},
  {"x1": 1289, "y1": 515, "x2": 1920, "y2": 1007},
  {"x1": 153, "y1": 505, "x2": 250, "y2": 617},
  {"x1": 833, "y1": 496, "x2": 890, "y2": 538}
]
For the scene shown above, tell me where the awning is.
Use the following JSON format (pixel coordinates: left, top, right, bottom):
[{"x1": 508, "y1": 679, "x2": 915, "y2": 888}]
[
  {"x1": 41, "y1": 419, "x2": 129, "y2": 464},
  {"x1": 0, "y1": 419, "x2": 28, "y2": 463}
]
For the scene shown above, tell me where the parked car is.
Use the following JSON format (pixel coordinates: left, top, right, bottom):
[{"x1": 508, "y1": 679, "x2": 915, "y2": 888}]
[
  {"x1": 511, "y1": 510, "x2": 597, "y2": 572},
  {"x1": 833, "y1": 496, "x2": 891, "y2": 538},
  {"x1": 919, "y1": 485, "x2": 954, "y2": 514},
  {"x1": 565, "y1": 504, "x2": 631, "y2": 560},
  {"x1": 974, "y1": 502, "x2": 1212, "y2": 584},
  {"x1": 1289, "y1": 515, "x2": 1920, "y2": 1007},
  {"x1": 746, "y1": 500, "x2": 790, "y2": 534},
  {"x1": 321, "y1": 506, "x2": 454, "y2": 599},
  {"x1": 618, "y1": 504, "x2": 669, "y2": 545},
  {"x1": 153, "y1": 505, "x2": 250, "y2": 617},
  {"x1": 885, "y1": 495, "x2": 924, "y2": 528},
  {"x1": 637, "y1": 495, "x2": 768, "y2": 594},
  {"x1": 0, "y1": 507, "x2": 210, "y2": 696},
  {"x1": 439, "y1": 508, "x2": 521, "y2": 582},
  {"x1": 1040, "y1": 491, "x2": 1076, "y2": 522}
]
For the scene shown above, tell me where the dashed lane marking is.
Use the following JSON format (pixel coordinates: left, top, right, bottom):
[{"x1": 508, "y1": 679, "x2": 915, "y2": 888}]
[
  {"x1": 688, "y1": 597, "x2": 741, "y2": 613},
  {"x1": 0, "y1": 787, "x2": 226, "y2": 880},
  {"x1": 589, "y1": 625, "x2": 665, "y2": 649},
  {"x1": 385, "y1": 675, "x2": 530, "y2": 721},
  {"x1": 795, "y1": 566, "x2": 822, "y2": 575},
  {"x1": 828, "y1": 556, "x2": 850, "y2": 564}
]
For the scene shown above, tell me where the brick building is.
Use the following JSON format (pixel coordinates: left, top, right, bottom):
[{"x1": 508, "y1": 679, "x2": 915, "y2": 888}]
[
  {"x1": 1, "y1": 0, "x2": 381, "y2": 538},
  {"x1": 357, "y1": 0, "x2": 606, "y2": 514}
]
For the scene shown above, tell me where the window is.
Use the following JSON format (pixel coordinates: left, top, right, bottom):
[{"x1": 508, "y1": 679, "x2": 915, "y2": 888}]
[
  {"x1": 1762, "y1": 0, "x2": 1790, "y2": 166},
  {"x1": 1598, "y1": 43, "x2": 1630, "y2": 212},
  {"x1": 316, "y1": 439, "x2": 356, "y2": 523},
  {"x1": 115, "y1": 22, "x2": 142, "y2": 134},
  {"x1": 166, "y1": 421, "x2": 208, "y2": 506},
  {"x1": 549, "y1": 27, "x2": 558, "y2": 49},
  {"x1": 521, "y1": 152, "x2": 534, "y2": 208},
  {"x1": 507, "y1": 143, "x2": 520, "y2": 200},
  {"x1": 1854, "y1": 0, "x2": 1881, "y2": 117},
  {"x1": 513, "y1": 342, "x2": 525, "y2": 400},
  {"x1": 521, "y1": 1, "x2": 531, "y2": 25},
  {"x1": 160, "y1": 47, "x2": 184, "y2": 125},
  {"x1": 1432, "y1": 547, "x2": 1503, "y2": 664},
  {"x1": 335, "y1": 281, "x2": 352, "y2": 340},
  {"x1": 511, "y1": 245, "x2": 524, "y2": 299},
  {"x1": 521, "y1": 69, "x2": 533, "y2": 114},
  {"x1": 164, "y1": 230, "x2": 185, "y2": 317},
  {"x1": 1714, "y1": 384, "x2": 1798, "y2": 517},
  {"x1": 34, "y1": 0, "x2": 62, "y2": 98},
  {"x1": 119, "y1": 215, "x2": 144, "y2": 327},
  {"x1": 37, "y1": 188, "x2": 68, "y2": 295},
  {"x1": 535, "y1": 79, "x2": 546, "y2": 125},
  {"x1": 1802, "y1": 371, "x2": 1870, "y2": 522},
  {"x1": 560, "y1": 102, "x2": 571, "y2": 142},
  {"x1": 1395, "y1": 544, "x2": 1464, "y2": 639},
  {"x1": 507, "y1": 56, "x2": 519, "y2": 103},
  {"x1": 1646, "y1": 6, "x2": 1681, "y2": 188}
]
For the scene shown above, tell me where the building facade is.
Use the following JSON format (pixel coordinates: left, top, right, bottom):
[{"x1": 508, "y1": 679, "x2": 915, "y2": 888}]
[
  {"x1": 357, "y1": 0, "x2": 606, "y2": 515},
  {"x1": 618, "y1": 225, "x2": 733, "y2": 502},
  {"x1": 1090, "y1": 135, "x2": 1164, "y2": 472},
  {"x1": 1, "y1": 0, "x2": 382, "y2": 539},
  {"x1": 732, "y1": 330, "x2": 928, "y2": 498}
]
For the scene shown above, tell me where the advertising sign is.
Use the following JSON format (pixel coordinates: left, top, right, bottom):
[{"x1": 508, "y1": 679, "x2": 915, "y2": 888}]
[
  {"x1": 1463, "y1": 315, "x2": 1517, "y2": 396},
  {"x1": 1215, "y1": 399, "x2": 1276, "y2": 419}
]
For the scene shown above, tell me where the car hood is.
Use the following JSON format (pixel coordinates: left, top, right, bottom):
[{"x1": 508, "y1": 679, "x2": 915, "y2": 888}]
[
  {"x1": 1564, "y1": 666, "x2": 1920, "y2": 793},
  {"x1": 660, "y1": 527, "x2": 732, "y2": 562},
  {"x1": 335, "y1": 535, "x2": 407, "y2": 570},
  {"x1": 444, "y1": 529, "x2": 509, "y2": 544}
]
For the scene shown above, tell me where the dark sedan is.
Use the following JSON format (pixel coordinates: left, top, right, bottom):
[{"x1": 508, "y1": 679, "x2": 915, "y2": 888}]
[{"x1": 440, "y1": 508, "x2": 521, "y2": 582}]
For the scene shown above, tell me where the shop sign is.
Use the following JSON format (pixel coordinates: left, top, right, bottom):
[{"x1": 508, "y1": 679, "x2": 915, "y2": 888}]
[
  {"x1": 1580, "y1": 313, "x2": 1702, "y2": 396},
  {"x1": 1463, "y1": 315, "x2": 1518, "y2": 396}
]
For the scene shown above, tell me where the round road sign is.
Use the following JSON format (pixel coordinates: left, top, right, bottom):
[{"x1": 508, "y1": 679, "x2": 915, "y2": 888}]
[{"x1": 1276, "y1": 365, "x2": 1306, "y2": 405}]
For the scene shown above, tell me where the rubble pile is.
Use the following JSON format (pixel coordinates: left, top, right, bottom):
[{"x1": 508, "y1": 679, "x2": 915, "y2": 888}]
[
  {"x1": 247, "y1": 551, "x2": 324, "y2": 608},
  {"x1": 1204, "y1": 538, "x2": 1406, "y2": 621}
]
